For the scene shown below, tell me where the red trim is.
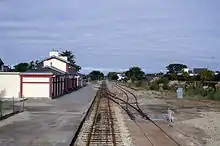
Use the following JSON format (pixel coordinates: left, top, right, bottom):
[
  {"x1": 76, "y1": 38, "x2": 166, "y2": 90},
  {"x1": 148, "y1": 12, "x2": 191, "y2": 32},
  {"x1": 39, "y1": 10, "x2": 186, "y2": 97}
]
[
  {"x1": 21, "y1": 74, "x2": 52, "y2": 77},
  {"x1": 20, "y1": 75, "x2": 23, "y2": 98},
  {"x1": 22, "y1": 82, "x2": 50, "y2": 84},
  {"x1": 49, "y1": 75, "x2": 52, "y2": 97},
  {"x1": 66, "y1": 64, "x2": 69, "y2": 73},
  {"x1": 20, "y1": 74, "x2": 53, "y2": 98}
]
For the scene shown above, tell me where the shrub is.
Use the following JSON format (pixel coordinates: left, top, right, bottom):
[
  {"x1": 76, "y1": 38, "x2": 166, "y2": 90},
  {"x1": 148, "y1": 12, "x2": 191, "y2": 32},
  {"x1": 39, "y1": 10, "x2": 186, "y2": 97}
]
[
  {"x1": 149, "y1": 83, "x2": 160, "y2": 90},
  {"x1": 157, "y1": 78, "x2": 169, "y2": 90},
  {"x1": 147, "y1": 77, "x2": 169, "y2": 90},
  {"x1": 184, "y1": 82, "x2": 220, "y2": 101},
  {"x1": 213, "y1": 91, "x2": 220, "y2": 100},
  {"x1": 134, "y1": 80, "x2": 142, "y2": 87},
  {"x1": 156, "y1": 77, "x2": 169, "y2": 85},
  {"x1": 207, "y1": 90, "x2": 220, "y2": 100}
]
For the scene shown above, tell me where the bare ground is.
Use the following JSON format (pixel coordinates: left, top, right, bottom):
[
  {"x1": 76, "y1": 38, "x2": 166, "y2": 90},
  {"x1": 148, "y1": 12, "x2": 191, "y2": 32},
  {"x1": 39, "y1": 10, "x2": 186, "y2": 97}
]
[
  {"x1": 135, "y1": 89, "x2": 220, "y2": 146},
  {"x1": 109, "y1": 84, "x2": 220, "y2": 146}
]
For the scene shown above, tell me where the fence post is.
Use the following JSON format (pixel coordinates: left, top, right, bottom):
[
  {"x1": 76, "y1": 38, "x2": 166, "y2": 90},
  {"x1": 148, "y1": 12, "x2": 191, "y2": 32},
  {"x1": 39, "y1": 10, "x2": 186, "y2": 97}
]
[
  {"x1": 12, "y1": 96, "x2": 15, "y2": 113},
  {"x1": 0, "y1": 101, "x2": 2, "y2": 119},
  {"x1": 22, "y1": 97, "x2": 24, "y2": 111}
]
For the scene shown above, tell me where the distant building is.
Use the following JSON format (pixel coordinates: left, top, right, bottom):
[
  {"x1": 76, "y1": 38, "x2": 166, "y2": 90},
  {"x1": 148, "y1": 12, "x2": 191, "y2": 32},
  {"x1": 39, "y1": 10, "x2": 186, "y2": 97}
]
[
  {"x1": 183, "y1": 68, "x2": 189, "y2": 73},
  {"x1": 0, "y1": 50, "x2": 84, "y2": 99},
  {"x1": 117, "y1": 73, "x2": 126, "y2": 81},
  {"x1": 40, "y1": 50, "x2": 77, "y2": 75},
  {"x1": 0, "y1": 58, "x2": 4, "y2": 71},
  {"x1": 0, "y1": 59, "x2": 13, "y2": 72},
  {"x1": 3, "y1": 65, "x2": 12, "y2": 72},
  {"x1": 193, "y1": 68, "x2": 208, "y2": 76},
  {"x1": 22, "y1": 50, "x2": 81, "y2": 98},
  {"x1": 188, "y1": 70, "x2": 194, "y2": 76},
  {"x1": 214, "y1": 71, "x2": 220, "y2": 76},
  {"x1": 145, "y1": 73, "x2": 164, "y2": 81},
  {"x1": 182, "y1": 68, "x2": 208, "y2": 76}
]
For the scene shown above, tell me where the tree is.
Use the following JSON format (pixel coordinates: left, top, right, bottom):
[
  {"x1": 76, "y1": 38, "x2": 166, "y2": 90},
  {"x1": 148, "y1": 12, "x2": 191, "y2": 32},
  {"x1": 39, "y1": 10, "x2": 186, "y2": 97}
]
[
  {"x1": 28, "y1": 61, "x2": 35, "y2": 70},
  {"x1": 200, "y1": 70, "x2": 214, "y2": 81},
  {"x1": 60, "y1": 49, "x2": 81, "y2": 71},
  {"x1": 170, "y1": 73, "x2": 177, "y2": 80},
  {"x1": 75, "y1": 65, "x2": 81, "y2": 72},
  {"x1": 14, "y1": 63, "x2": 29, "y2": 72},
  {"x1": 60, "y1": 50, "x2": 75, "y2": 63},
  {"x1": 89, "y1": 70, "x2": 104, "y2": 81},
  {"x1": 107, "y1": 72, "x2": 118, "y2": 80},
  {"x1": 35, "y1": 60, "x2": 40, "y2": 67},
  {"x1": 125, "y1": 67, "x2": 145, "y2": 82},
  {"x1": 182, "y1": 71, "x2": 189, "y2": 81},
  {"x1": 166, "y1": 64, "x2": 187, "y2": 74}
]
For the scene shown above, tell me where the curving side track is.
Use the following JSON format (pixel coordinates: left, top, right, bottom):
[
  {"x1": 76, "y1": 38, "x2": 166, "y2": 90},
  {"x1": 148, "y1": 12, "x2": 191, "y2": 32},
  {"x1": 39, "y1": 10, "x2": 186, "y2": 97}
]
[
  {"x1": 110, "y1": 82, "x2": 180, "y2": 146},
  {"x1": 71, "y1": 81, "x2": 180, "y2": 146}
]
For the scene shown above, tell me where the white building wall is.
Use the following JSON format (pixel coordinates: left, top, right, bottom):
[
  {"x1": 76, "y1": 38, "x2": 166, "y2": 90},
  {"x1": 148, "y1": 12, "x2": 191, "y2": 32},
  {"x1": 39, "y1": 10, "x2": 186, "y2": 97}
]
[
  {"x1": 23, "y1": 77, "x2": 49, "y2": 83},
  {"x1": 22, "y1": 76, "x2": 51, "y2": 98},
  {"x1": 23, "y1": 84, "x2": 50, "y2": 98},
  {"x1": 43, "y1": 58, "x2": 66, "y2": 72},
  {"x1": 76, "y1": 76, "x2": 81, "y2": 88},
  {"x1": 183, "y1": 68, "x2": 189, "y2": 73},
  {"x1": 0, "y1": 73, "x2": 20, "y2": 98}
]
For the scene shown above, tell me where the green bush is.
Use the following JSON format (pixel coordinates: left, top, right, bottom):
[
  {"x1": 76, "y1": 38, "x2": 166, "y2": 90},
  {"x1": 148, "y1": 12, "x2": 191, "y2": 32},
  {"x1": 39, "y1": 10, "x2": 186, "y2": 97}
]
[
  {"x1": 213, "y1": 91, "x2": 220, "y2": 100},
  {"x1": 163, "y1": 83, "x2": 169, "y2": 90},
  {"x1": 207, "y1": 90, "x2": 220, "y2": 100},
  {"x1": 134, "y1": 81, "x2": 142, "y2": 87},
  {"x1": 156, "y1": 78, "x2": 169, "y2": 85},
  {"x1": 207, "y1": 90, "x2": 215, "y2": 100},
  {"x1": 184, "y1": 82, "x2": 220, "y2": 101},
  {"x1": 147, "y1": 77, "x2": 169, "y2": 91},
  {"x1": 149, "y1": 83, "x2": 160, "y2": 90},
  {"x1": 157, "y1": 78, "x2": 169, "y2": 90}
]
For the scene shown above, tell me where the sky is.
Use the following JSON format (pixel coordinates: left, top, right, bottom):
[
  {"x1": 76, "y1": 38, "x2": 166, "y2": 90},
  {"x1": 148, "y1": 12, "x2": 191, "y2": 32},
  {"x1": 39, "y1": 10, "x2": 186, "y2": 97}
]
[{"x1": 0, "y1": 0, "x2": 220, "y2": 74}]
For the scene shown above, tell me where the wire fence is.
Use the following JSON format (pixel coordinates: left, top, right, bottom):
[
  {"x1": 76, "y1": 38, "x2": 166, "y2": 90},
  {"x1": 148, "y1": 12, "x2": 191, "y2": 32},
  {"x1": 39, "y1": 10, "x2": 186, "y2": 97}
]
[{"x1": 0, "y1": 97, "x2": 25, "y2": 120}]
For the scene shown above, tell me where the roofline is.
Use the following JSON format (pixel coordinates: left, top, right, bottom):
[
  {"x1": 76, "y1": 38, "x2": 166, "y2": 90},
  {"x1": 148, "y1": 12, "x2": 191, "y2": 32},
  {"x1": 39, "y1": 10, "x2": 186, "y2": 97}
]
[
  {"x1": 21, "y1": 72, "x2": 53, "y2": 75},
  {"x1": 0, "y1": 72, "x2": 20, "y2": 75},
  {"x1": 41, "y1": 56, "x2": 77, "y2": 67},
  {"x1": 44, "y1": 66, "x2": 68, "y2": 74}
]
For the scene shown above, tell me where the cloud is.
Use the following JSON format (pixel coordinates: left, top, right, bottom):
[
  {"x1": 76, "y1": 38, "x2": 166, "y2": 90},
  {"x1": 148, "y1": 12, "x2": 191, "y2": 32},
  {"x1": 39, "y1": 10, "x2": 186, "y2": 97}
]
[{"x1": 1, "y1": 0, "x2": 220, "y2": 73}]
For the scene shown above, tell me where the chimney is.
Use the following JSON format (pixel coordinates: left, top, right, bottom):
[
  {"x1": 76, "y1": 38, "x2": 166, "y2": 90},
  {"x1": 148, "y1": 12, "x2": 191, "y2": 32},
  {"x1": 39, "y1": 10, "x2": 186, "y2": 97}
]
[
  {"x1": 49, "y1": 49, "x2": 59, "y2": 57},
  {"x1": 60, "y1": 56, "x2": 68, "y2": 61}
]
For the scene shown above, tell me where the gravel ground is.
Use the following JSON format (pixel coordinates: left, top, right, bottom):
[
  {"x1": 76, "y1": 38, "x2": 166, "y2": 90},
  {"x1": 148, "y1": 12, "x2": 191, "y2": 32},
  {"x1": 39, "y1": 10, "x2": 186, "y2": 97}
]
[
  {"x1": 113, "y1": 101, "x2": 133, "y2": 146},
  {"x1": 123, "y1": 87, "x2": 220, "y2": 146},
  {"x1": 108, "y1": 83, "x2": 179, "y2": 145},
  {"x1": 182, "y1": 112, "x2": 220, "y2": 146},
  {"x1": 110, "y1": 83, "x2": 220, "y2": 146}
]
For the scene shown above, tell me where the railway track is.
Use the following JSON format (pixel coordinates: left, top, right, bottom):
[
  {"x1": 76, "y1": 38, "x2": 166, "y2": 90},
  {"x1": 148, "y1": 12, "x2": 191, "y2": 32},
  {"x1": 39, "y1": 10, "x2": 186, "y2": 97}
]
[
  {"x1": 71, "y1": 82, "x2": 123, "y2": 146},
  {"x1": 71, "y1": 81, "x2": 180, "y2": 146},
  {"x1": 111, "y1": 83, "x2": 180, "y2": 146}
]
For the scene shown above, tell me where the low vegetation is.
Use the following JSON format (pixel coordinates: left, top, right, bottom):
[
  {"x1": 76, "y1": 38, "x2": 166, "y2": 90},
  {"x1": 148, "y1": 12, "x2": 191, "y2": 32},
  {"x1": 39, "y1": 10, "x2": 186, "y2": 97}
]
[
  {"x1": 88, "y1": 70, "x2": 104, "y2": 81},
  {"x1": 88, "y1": 63, "x2": 220, "y2": 101}
]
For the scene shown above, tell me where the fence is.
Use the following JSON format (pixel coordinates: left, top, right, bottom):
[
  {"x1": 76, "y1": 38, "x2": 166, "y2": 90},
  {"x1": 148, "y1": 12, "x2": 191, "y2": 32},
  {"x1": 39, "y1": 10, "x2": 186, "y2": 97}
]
[{"x1": 0, "y1": 97, "x2": 25, "y2": 120}]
